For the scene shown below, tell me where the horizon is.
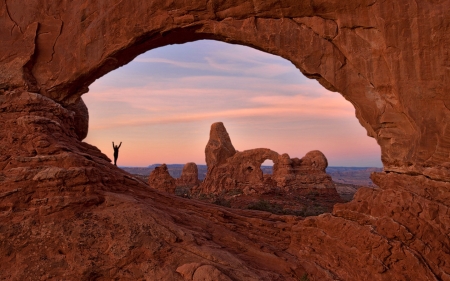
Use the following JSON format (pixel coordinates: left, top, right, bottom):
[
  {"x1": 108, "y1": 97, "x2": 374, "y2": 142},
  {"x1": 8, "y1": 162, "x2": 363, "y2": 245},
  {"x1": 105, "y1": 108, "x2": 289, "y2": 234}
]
[
  {"x1": 118, "y1": 164, "x2": 383, "y2": 168},
  {"x1": 84, "y1": 40, "x2": 383, "y2": 168}
]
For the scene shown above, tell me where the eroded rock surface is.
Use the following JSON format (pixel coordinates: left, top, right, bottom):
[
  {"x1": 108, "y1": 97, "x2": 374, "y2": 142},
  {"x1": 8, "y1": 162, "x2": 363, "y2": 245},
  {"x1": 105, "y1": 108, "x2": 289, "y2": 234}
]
[
  {"x1": 1, "y1": 1, "x2": 450, "y2": 280},
  {"x1": 0, "y1": 91, "x2": 306, "y2": 280},
  {"x1": 66, "y1": 97, "x2": 89, "y2": 141}
]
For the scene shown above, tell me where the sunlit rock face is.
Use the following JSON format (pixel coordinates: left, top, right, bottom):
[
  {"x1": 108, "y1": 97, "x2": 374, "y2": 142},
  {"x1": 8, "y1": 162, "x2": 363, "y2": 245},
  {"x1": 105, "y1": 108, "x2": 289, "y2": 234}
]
[{"x1": 1, "y1": 1, "x2": 450, "y2": 280}]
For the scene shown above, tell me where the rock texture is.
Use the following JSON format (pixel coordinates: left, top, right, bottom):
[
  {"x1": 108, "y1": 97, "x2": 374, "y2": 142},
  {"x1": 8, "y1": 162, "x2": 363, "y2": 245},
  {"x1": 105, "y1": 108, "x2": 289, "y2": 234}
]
[
  {"x1": 1, "y1": 1, "x2": 450, "y2": 280},
  {"x1": 66, "y1": 97, "x2": 89, "y2": 141},
  {"x1": 200, "y1": 122, "x2": 336, "y2": 195},
  {"x1": 148, "y1": 164, "x2": 177, "y2": 193}
]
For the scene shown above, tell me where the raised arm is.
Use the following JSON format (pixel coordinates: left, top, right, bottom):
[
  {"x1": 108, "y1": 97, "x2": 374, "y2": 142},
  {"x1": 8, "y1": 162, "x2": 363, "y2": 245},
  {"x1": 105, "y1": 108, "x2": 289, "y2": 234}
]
[
  {"x1": 118, "y1": 142, "x2": 122, "y2": 148},
  {"x1": 112, "y1": 142, "x2": 115, "y2": 148}
]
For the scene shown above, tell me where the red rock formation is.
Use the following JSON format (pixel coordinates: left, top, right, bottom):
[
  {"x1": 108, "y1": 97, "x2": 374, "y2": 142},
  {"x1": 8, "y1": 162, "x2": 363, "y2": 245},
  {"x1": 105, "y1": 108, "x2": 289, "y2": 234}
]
[
  {"x1": 66, "y1": 98, "x2": 89, "y2": 141},
  {"x1": 205, "y1": 122, "x2": 236, "y2": 168},
  {"x1": 148, "y1": 164, "x2": 176, "y2": 193},
  {"x1": 200, "y1": 123, "x2": 336, "y2": 195},
  {"x1": 176, "y1": 162, "x2": 201, "y2": 189},
  {"x1": 1, "y1": 1, "x2": 450, "y2": 280}
]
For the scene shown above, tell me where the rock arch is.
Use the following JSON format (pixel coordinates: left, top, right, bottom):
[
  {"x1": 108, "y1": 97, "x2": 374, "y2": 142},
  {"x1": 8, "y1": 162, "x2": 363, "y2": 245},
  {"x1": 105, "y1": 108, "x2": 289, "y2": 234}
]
[
  {"x1": 1, "y1": 1, "x2": 450, "y2": 280},
  {"x1": 3, "y1": 0, "x2": 450, "y2": 178},
  {"x1": 199, "y1": 123, "x2": 337, "y2": 195}
]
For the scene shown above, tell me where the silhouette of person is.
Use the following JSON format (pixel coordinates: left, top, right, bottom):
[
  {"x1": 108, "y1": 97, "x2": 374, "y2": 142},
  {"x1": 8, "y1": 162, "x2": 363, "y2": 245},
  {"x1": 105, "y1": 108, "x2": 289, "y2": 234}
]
[{"x1": 112, "y1": 141, "x2": 122, "y2": 166}]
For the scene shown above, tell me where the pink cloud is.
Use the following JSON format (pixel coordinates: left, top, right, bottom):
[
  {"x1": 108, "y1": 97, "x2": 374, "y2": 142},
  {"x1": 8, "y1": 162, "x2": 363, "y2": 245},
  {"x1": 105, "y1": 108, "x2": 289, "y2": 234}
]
[{"x1": 134, "y1": 57, "x2": 207, "y2": 70}]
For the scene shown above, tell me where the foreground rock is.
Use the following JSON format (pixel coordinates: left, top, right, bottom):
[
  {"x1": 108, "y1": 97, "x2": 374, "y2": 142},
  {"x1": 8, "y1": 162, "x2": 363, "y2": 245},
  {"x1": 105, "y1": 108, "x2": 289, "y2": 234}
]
[
  {"x1": 1, "y1": 1, "x2": 450, "y2": 280},
  {"x1": 2, "y1": 91, "x2": 447, "y2": 280},
  {"x1": 0, "y1": 92, "x2": 306, "y2": 280}
]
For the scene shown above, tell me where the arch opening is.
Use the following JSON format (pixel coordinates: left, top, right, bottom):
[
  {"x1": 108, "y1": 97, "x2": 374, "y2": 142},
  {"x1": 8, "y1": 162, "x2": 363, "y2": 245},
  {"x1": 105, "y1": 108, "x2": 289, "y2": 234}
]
[
  {"x1": 84, "y1": 40, "x2": 381, "y2": 167},
  {"x1": 261, "y1": 159, "x2": 274, "y2": 175},
  {"x1": 83, "y1": 39, "x2": 382, "y2": 214}
]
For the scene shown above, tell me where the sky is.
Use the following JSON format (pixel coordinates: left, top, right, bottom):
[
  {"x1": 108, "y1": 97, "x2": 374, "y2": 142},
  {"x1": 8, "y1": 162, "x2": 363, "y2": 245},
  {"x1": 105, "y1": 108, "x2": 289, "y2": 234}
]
[{"x1": 83, "y1": 40, "x2": 382, "y2": 167}]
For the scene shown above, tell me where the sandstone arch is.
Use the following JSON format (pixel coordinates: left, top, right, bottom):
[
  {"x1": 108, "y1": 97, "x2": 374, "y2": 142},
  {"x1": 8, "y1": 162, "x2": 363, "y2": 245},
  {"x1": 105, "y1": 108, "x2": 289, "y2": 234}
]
[
  {"x1": 3, "y1": 0, "x2": 450, "y2": 178},
  {"x1": 198, "y1": 122, "x2": 337, "y2": 195},
  {"x1": 1, "y1": 1, "x2": 450, "y2": 280}
]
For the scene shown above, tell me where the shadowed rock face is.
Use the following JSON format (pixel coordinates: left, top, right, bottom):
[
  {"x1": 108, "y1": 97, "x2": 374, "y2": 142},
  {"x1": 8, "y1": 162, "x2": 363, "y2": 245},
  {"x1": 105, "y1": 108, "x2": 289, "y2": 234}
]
[
  {"x1": 1, "y1": 1, "x2": 450, "y2": 280},
  {"x1": 66, "y1": 98, "x2": 89, "y2": 141}
]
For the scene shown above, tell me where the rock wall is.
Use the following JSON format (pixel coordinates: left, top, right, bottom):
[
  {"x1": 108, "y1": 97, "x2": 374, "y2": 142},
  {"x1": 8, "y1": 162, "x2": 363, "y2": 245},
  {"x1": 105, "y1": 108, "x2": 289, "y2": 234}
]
[{"x1": 1, "y1": 1, "x2": 450, "y2": 280}]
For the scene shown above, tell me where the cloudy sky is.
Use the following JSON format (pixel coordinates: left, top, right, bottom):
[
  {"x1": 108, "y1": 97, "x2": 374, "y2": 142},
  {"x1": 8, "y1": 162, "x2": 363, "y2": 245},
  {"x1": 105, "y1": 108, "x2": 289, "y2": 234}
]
[{"x1": 83, "y1": 40, "x2": 382, "y2": 167}]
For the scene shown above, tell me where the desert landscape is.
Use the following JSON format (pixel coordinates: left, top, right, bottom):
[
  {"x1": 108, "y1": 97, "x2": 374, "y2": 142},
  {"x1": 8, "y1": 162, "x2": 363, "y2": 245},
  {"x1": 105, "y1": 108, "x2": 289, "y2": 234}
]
[
  {"x1": 124, "y1": 165, "x2": 381, "y2": 201},
  {"x1": 123, "y1": 122, "x2": 374, "y2": 216},
  {"x1": 1, "y1": 1, "x2": 450, "y2": 280},
  {"x1": 125, "y1": 165, "x2": 378, "y2": 210}
]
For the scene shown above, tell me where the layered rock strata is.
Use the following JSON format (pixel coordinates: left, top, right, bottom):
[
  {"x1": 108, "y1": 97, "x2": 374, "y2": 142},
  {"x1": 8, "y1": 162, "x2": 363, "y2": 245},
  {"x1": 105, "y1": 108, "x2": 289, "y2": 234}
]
[
  {"x1": 1, "y1": 1, "x2": 450, "y2": 280},
  {"x1": 0, "y1": 91, "x2": 307, "y2": 280}
]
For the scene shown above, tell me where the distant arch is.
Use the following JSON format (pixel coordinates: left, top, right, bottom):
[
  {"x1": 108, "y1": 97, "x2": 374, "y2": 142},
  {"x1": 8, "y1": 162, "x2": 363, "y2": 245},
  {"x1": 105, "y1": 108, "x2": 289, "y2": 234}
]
[{"x1": 261, "y1": 159, "x2": 274, "y2": 175}]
